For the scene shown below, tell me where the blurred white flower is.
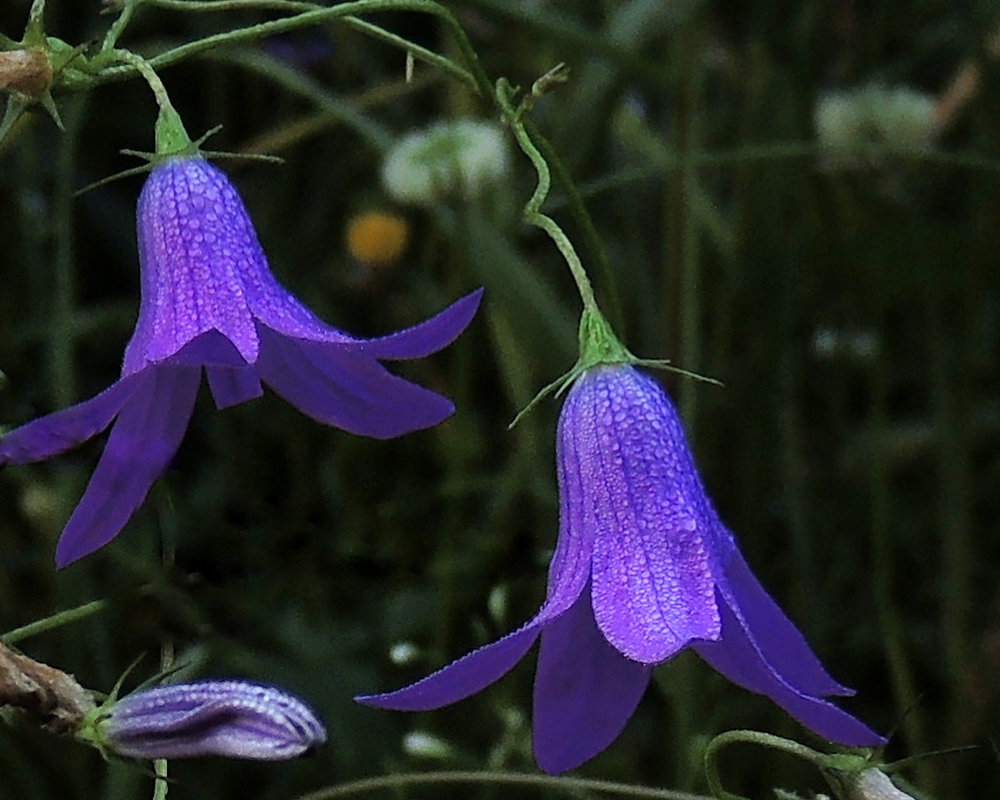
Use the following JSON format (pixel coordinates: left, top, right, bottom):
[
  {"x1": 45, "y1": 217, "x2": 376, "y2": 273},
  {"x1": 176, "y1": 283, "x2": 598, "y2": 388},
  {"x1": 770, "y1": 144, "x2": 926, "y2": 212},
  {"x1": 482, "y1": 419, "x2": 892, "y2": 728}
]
[
  {"x1": 382, "y1": 119, "x2": 509, "y2": 206},
  {"x1": 814, "y1": 92, "x2": 866, "y2": 151},
  {"x1": 389, "y1": 641, "x2": 421, "y2": 665},
  {"x1": 402, "y1": 730, "x2": 454, "y2": 760},
  {"x1": 815, "y1": 84, "x2": 937, "y2": 165}
]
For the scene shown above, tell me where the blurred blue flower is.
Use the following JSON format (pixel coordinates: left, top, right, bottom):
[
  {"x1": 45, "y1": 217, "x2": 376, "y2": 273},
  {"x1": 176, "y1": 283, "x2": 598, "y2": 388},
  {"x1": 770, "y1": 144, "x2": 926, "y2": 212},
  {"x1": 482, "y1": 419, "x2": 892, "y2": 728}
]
[
  {"x1": 91, "y1": 680, "x2": 326, "y2": 760},
  {"x1": 359, "y1": 364, "x2": 884, "y2": 773},
  {"x1": 0, "y1": 157, "x2": 481, "y2": 567}
]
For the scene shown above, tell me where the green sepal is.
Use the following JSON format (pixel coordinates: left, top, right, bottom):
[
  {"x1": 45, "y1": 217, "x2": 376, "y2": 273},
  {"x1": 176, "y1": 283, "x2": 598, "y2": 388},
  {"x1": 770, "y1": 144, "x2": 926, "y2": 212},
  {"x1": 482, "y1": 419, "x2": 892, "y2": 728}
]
[
  {"x1": 508, "y1": 304, "x2": 721, "y2": 429},
  {"x1": 154, "y1": 103, "x2": 197, "y2": 158}
]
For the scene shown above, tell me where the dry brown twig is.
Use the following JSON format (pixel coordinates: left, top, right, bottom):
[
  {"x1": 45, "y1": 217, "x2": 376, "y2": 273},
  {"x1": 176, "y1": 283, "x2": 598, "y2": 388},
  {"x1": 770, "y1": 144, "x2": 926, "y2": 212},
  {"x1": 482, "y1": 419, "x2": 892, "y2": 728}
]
[{"x1": 0, "y1": 640, "x2": 94, "y2": 735}]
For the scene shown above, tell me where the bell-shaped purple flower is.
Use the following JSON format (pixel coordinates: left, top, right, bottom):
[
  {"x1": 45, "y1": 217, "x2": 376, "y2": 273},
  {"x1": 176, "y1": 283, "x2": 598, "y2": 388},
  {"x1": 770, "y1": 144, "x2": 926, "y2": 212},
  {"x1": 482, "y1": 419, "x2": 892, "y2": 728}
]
[
  {"x1": 96, "y1": 680, "x2": 326, "y2": 760},
  {"x1": 0, "y1": 157, "x2": 481, "y2": 567},
  {"x1": 358, "y1": 364, "x2": 884, "y2": 774}
]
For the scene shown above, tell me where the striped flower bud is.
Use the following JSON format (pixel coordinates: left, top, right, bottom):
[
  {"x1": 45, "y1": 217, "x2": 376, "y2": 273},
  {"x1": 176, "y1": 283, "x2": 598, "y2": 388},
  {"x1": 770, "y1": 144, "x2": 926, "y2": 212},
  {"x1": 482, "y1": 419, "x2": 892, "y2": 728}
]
[{"x1": 88, "y1": 680, "x2": 326, "y2": 761}]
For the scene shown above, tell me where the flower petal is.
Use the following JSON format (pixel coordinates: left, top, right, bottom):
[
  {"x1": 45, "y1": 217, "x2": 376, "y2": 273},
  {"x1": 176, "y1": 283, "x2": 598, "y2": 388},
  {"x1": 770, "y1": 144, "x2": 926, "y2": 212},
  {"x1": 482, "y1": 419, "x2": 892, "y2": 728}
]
[
  {"x1": 543, "y1": 387, "x2": 599, "y2": 615},
  {"x1": 693, "y1": 593, "x2": 886, "y2": 746},
  {"x1": 533, "y1": 587, "x2": 652, "y2": 774},
  {"x1": 350, "y1": 289, "x2": 483, "y2": 360},
  {"x1": 55, "y1": 366, "x2": 201, "y2": 567},
  {"x1": 717, "y1": 546, "x2": 854, "y2": 697},
  {"x1": 573, "y1": 367, "x2": 721, "y2": 663},
  {"x1": 162, "y1": 330, "x2": 252, "y2": 369},
  {"x1": 257, "y1": 327, "x2": 455, "y2": 439},
  {"x1": 356, "y1": 625, "x2": 541, "y2": 711},
  {"x1": 125, "y1": 159, "x2": 260, "y2": 373},
  {"x1": 206, "y1": 365, "x2": 263, "y2": 410},
  {"x1": 0, "y1": 376, "x2": 141, "y2": 466}
]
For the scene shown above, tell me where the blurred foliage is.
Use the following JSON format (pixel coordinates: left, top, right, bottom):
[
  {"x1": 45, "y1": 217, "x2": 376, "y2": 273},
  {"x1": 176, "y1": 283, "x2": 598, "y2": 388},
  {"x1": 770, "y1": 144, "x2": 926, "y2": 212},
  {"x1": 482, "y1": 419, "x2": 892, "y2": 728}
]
[{"x1": 1, "y1": 1, "x2": 999, "y2": 799}]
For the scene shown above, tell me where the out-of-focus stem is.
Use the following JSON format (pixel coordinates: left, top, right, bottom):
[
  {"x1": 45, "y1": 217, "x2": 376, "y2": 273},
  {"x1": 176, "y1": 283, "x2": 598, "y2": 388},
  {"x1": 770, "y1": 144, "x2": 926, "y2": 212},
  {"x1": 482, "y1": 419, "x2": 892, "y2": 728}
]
[
  {"x1": 924, "y1": 263, "x2": 973, "y2": 800},
  {"x1": 294, "y1": 770, "x2": 711, "y2": 800},
  {"x1": 665, "y1": 24, "x2": 705, "y2": 431},
  {"x1": 1, "y1": 600, "x2": 109, "y2": 644},
  {"x1": 50, "y1": 96, "x2": 86, "y2": 409},
  {"x1": 868, "y1": 353, "x2": 928, "y2": 782},
  {"x1": 933, "y1": 24, "x2": 1000, "y2": 132}
]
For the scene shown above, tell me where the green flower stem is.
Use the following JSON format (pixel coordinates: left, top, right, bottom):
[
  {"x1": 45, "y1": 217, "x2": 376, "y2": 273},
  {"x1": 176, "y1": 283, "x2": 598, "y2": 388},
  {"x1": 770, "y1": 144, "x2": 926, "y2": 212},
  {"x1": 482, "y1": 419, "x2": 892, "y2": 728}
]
[
  {"x1": 50, "y1": 96, "x2": 87, "y2": 409},
  {"x1": 147, "y1": 0, "x2": 317, "y2": 9},
  {"x1": 101, "y1": 0, "x2": 143, "y2": 54},
  {"x1": 524, "y1": 116, "x2": 624, "y2": 331},
  {"x1": 1, "y1": 599, "x2": 109, "y2": 644},
  {"x1": 703, "y1": 730, "x2": 827, "y2": 800},
  {"x1": 496, "y1": 73, "x2": 598, "y2": 313},
  {"x1": 292, "y1": 771, "x2": 712, "y2": 800},
  {"x1": 109, "y1": 48, "x2": 196, "y2": 154},
  {"x1": 868, "y1": 347, "x2": 927, "y2": 766},
  {"x1": 108, "y1": 48, "x2": 172, "y2": 117},
  {"x1": 84, "y1": 1, "x2": 489, "y2": 96},
  {"x1": 152, "y1": 496, "x2": 178, "y2": 800},
  {"x1": 141, "y1": 0, "x2": 475, "y2": 87},
  {"x1": 152, "y1": 760, "x2": 168, "y2": 800}
]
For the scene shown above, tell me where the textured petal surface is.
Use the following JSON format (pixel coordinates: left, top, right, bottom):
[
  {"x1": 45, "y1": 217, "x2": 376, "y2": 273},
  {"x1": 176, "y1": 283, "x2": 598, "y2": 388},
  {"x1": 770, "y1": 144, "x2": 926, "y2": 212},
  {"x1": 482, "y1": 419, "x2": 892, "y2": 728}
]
[
  {"x1": 356, "y1": 625, "x2": 541, "y2": 711},
  {"x1": 533, "y1": 587, "x2": 652, "y2": 774},
  {"x1": 567, "y1": 366, "x2": 721, "y2": 663},
  {"x1": 55, "y1": 366, "x2": 201, "y2": 567},
  {"x1": 161, "y1": 329, "x2": 252, "y2": 369},
  {"x1": 104, "y1": 681, "x2": 326, "y2": 760},
  {"x1": 543, "y1": 385, "x2": 600, "y2": 616},
  {"x1": 693, "y1": 593, "x2": 886, "y2": 746},
  {"x1": 257, "y1": 326, "x2": 455, "y2": 438},
  {"x1": 717, "y1": 546, "x2": 854, "y2": 697},
  {"x1": 125, "y1": 159, "x2": 262, "y2": 373},
  {"x1": 0, "y1": 376, "x2": 140, "y2": 465},
  {"x1": 349, "y1": 289, "x2": 483, "y2": 360}
]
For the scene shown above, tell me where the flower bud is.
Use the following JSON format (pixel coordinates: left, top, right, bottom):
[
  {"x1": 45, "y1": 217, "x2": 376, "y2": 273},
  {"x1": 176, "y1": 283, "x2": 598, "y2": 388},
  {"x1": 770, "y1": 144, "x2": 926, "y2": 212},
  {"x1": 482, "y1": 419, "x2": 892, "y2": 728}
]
[
  {"x1": 87, "y1": 680, "x2": 326, "y2": 761},
  {"x1": 0, "y1": 48, "x2": 52, "y2": 98},
  {"x1": 846, "y1": 769, "x2": 917, "y2": 800}
]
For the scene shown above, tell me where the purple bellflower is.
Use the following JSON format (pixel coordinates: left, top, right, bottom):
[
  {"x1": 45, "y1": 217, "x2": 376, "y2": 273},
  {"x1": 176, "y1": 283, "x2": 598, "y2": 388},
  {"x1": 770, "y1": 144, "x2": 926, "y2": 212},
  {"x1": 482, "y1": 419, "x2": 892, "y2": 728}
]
[
  {"x1": 359, "y1": 363, "x2": 884, "y2": 774},
  {"x1": 89, "y1": 680, "x2": 326, "y2": 760},
  {"x1": 0, "y1": 157, "x2": 481, "y2": 567}
]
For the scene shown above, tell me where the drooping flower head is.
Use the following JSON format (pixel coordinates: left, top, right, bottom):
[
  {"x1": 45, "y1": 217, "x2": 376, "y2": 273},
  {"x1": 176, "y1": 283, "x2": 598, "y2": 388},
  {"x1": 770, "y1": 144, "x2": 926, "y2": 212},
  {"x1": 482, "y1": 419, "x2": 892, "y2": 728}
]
[
  {"x1": 0, "y1": 156, "x2": 481, "y2": 567},
  {"x1": 359, "y1": 318, "x2": 883, "y2": 773},
  {"x1": 78, "y1": 680, "x2": 326, "y2": 761}
]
